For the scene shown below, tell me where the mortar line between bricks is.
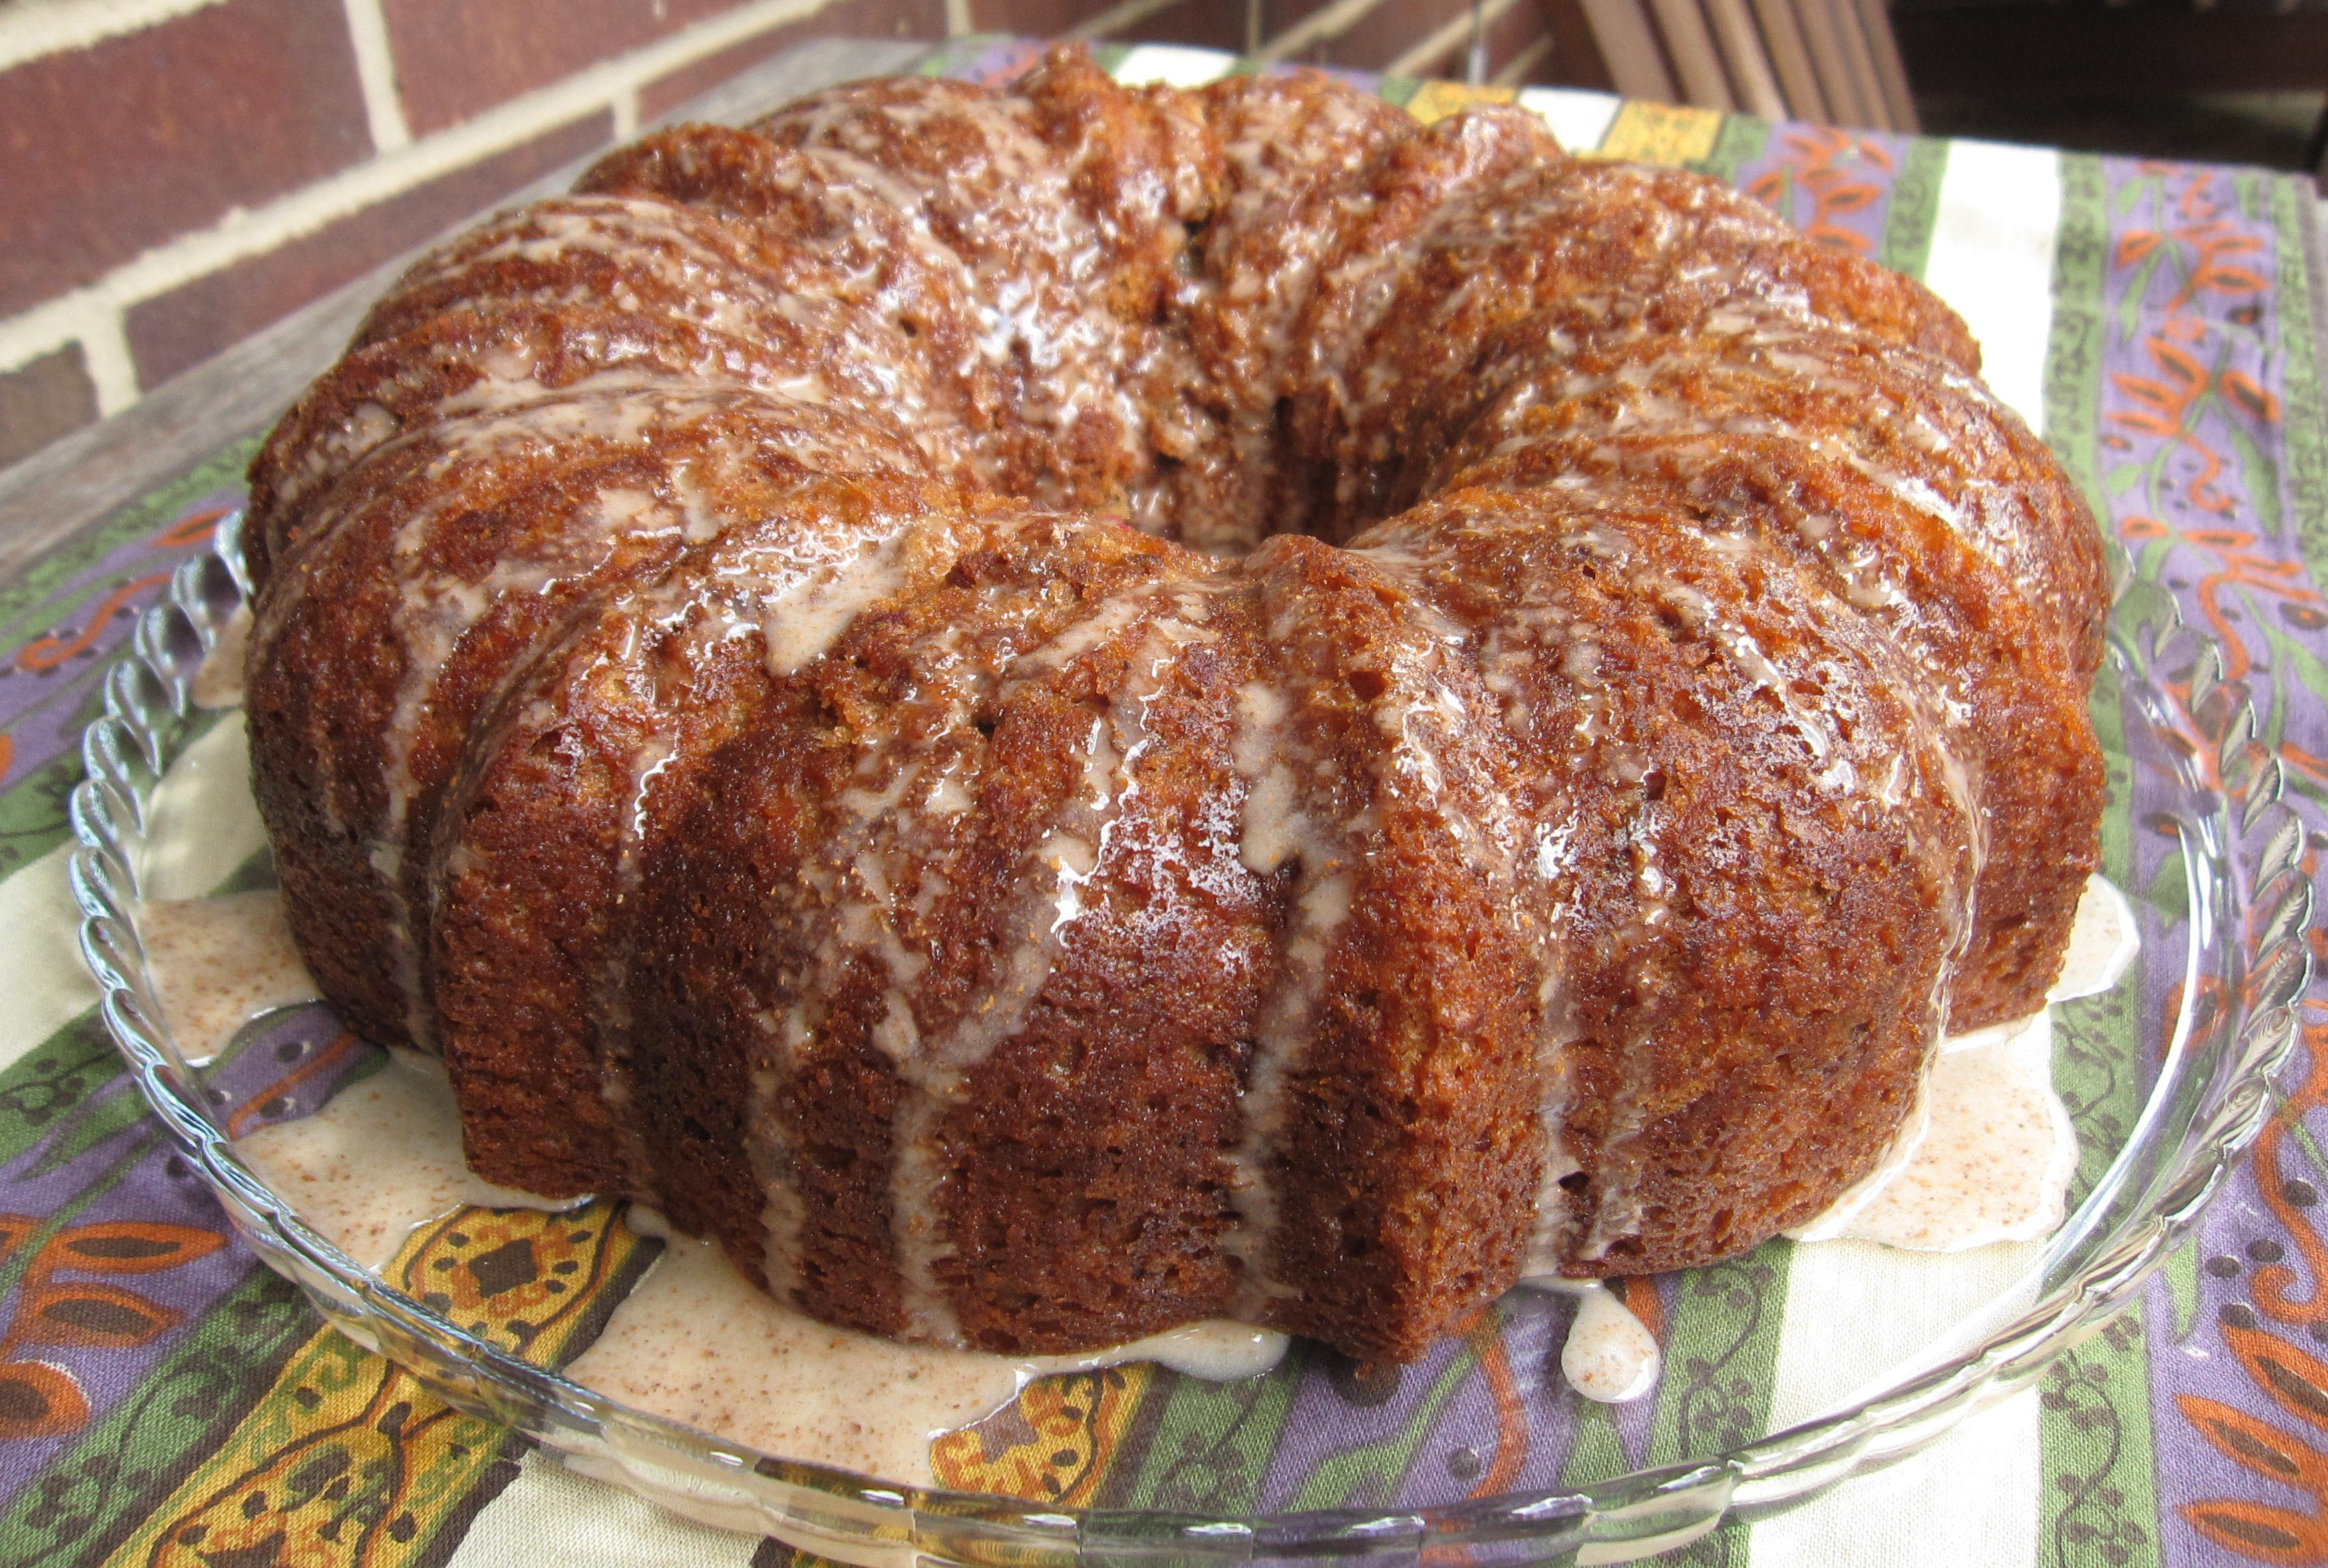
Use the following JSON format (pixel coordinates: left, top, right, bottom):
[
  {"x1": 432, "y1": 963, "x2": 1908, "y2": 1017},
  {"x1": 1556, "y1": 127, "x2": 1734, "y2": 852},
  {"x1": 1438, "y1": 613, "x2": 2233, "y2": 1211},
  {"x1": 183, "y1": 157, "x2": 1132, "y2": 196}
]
[
  {"x1": 0, "y1": 0, "x2": 229, "y2": 73},
  {"x1": 74, "y1": 305, "x2": 140, "y2": 416},
  {"x1": 0, "y1": 294, "x2": 138, "y2": 413},
  {"x1": 339, "y1": 0, "x2": 413, "y2": 152}
]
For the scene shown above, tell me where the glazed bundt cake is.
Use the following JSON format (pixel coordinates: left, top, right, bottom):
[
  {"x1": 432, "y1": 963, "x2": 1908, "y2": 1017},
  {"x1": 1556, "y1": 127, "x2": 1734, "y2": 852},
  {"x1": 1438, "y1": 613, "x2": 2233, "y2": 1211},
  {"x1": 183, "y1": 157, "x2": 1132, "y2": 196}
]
[{"x1": 242, "y1": 48, "x2": 2108, "y2": 1364}]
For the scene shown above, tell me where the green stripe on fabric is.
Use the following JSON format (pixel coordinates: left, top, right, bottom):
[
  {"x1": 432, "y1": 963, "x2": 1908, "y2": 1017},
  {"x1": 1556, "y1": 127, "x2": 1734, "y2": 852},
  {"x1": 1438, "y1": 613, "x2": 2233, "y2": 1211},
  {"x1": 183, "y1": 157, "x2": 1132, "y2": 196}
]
[
  {"x1": 0, "y1": 1264, "x2": 314, "y2": 1568},
  {"x1": 0, "y1": 1095, "x2": 166, "y2": 1314},
  {"x1": 1693, "y1": 115, "x2": 1769, "y2": 184},
  {"x1": 1106, "y1": 1344, "x2": 1308, "y2": 1513},
  {"x1": 2037, "y1": 1306, "x2": 2160, "y2": 1568},
  {"x1": 1645, "y1": 1243, "x2": 1790, "y2": 1567},
  {"x1": 2271, "y1": 174, "x2": 2328, "y2": 578},
  {"x1": 2042, "y1": 154, "x2": 2111, "y2": 516},
  {"x1": 2058, "y1": 656, "x2": 2138, "y2": 1209},
  {"x1": 0, "y1": 1012, "x2": 118, "y2": 1164},
  {"x1": 1649, "y1": 1245, "x2": 1791, "y2": 1464},
  {"x1": 0, "y1": 586, "x2": 158, "y2": 704},
  {"x1": 0, "y1": 735, "x2": 96, "y2": 884},
  {"x1": 0, "y1": 701, "x2": 228, "y2": 885},
  {"x1": 1086, "y1": 1368, "x2": 1176, "y2": 1508},
  {"x1": 1556, "y1": 1400, "x2": 1626, "y2": 1488},
  {"x1": 409, "y1": 1436, "x2": 534, "y2": 1568},
  {"x1": 1878, "y1": 138, "x2": 1947, "y2": 281},
  {"x1": 92, "y1": 1324, "x2": 510, "y2": 1568},
  {"x1": 2037, "y1": 651, "x2": 2164, "y2": 1568},
  {"x1": 0, "y1": 437, "x2": 258, "y2": 641},
  {"x1": 1375, "y1": 75, "x2": 1425, "y2": 111}
]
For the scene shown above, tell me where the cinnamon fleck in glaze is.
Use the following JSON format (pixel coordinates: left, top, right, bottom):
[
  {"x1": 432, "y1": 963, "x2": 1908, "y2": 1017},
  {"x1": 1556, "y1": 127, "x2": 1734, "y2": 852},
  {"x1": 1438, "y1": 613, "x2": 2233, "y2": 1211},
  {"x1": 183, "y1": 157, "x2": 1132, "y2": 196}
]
[{"x1": 244, "y1": 46, "x2": 2106, "y2": 1364}]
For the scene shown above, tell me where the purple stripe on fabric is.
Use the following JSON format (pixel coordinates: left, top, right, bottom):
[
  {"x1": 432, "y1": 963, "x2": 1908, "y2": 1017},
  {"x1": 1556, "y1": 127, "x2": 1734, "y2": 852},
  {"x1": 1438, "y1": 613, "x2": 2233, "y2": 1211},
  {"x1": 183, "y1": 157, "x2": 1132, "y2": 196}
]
[
  {"x1": 1730, "y1": 124, "x2": 1911, "y2": 260},
  {"x1": 2081, "y1": 154, "x2": 2328, "y2": 1568},
  {"x1": 0, "y1": 492, "x2": 239, "y2": 795},
  {"x1": 0, "y1": 1004, "x2": 364, "y2": 1509}
]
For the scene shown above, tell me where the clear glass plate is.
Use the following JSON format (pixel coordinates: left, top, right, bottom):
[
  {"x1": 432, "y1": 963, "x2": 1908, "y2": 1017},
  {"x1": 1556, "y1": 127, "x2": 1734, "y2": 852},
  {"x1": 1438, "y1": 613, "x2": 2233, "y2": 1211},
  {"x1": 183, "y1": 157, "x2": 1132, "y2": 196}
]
[{"x1": 69, "y1": 512, "x2": 2313, "y2": 1563}]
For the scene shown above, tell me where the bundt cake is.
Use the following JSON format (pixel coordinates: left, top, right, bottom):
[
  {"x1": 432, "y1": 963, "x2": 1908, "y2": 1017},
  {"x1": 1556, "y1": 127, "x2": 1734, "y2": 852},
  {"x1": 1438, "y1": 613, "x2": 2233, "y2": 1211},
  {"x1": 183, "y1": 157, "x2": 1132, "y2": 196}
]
[{"x1": 241, "y1": 47, "x2": 2109, "y2": 1364}]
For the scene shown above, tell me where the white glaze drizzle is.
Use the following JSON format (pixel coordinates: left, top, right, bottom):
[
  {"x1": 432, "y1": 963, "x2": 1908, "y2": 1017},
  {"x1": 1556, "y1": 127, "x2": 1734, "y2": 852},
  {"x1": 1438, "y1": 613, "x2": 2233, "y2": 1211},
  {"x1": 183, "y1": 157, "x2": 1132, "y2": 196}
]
[
  {"x1": 185, "y1": 709, "x2": 2120, "y2": 1453},
  {"x1": 2046, "y1": 871, "x2": 2140, "y2": 1002},
  {"x1": 768, "y1": 81, "x2": 1158, "y2": 505},
  {"x1": 566, "y1": 502, "x2": 946, "y2": 1207},
  {"x1": 277, "y1": 379, "x2": 881, "y2": 1054},
  {"x1": 880, "y1": 591, "x2": 1203, "y2": 1342},
  {"x1": 236, "y1": 1050, "x2": 585, "y2": 1272},
  {"x1": 1216, "y1": 676, "x2": 1347, "y2": 1314},
  {"x1": 1826, "y1": 1013, "x2": 2077, "y2": 1251},
  {"x1": 209, "y1": 879, "x2": 2118, "y2": 1464},
  {"x1": 224, "y1": 61, "x2": 2123, "y2": 1438},
  {"x1": 1514, "y1": 1278, "x2": 1661, "y2": 1403}
]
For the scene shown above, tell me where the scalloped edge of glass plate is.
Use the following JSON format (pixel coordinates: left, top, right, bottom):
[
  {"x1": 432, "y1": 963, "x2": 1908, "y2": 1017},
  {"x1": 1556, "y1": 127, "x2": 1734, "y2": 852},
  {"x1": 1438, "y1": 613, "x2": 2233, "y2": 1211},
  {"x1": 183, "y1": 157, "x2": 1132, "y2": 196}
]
[{"x1": 69, "y1": 512, "x2": 2313, "y2": 1565}]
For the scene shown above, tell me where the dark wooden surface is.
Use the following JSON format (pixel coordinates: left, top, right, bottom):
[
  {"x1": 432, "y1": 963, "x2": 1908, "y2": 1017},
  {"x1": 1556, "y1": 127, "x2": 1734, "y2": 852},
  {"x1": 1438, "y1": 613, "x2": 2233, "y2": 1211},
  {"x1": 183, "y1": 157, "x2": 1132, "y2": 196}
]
[
  {"x1": 1900, "y1": 5, "x2": 2328, "y2": 96},
  {"x1": 0, "y1": 35, "x2": 924, "y2": 587}
]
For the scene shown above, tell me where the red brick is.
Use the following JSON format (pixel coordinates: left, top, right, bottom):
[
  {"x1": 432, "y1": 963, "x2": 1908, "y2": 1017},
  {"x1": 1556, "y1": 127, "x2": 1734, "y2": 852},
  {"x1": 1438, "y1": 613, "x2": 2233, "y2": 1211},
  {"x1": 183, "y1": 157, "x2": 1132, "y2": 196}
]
[
  {"x1": 0, "y1": 0, "x2": 373, "y2": 319},
  {"x1": 1245, "y1": 0, "x2": 1339, "y2": 55},
  {"x1": 384, "y1": 0, "x2": 775, "y2": 136},
  {"x1": 1486, "y1": 6, "x2": 1558, "y2": 83},
  {"x1": 0, "y1": 344, "x2": 100, "y2": 469},
  {"x1": 125, "y1": 112, "x2": 615, "y2": 390},
  {"x1": 638, "y1": 0, "x2": 947, "y2": 123}
]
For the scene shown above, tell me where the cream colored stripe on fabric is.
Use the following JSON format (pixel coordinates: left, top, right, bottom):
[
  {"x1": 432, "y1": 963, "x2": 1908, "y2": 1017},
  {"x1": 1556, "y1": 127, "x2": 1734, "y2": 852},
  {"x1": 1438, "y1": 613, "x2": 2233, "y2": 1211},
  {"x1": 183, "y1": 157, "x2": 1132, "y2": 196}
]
[
  {"x1": 442, "y1": 1450, "x2": 764, "y2": 1567},
  {"x1": 1112, "y1": 43, "x2": 1236, "y2": 87},
  {"x1": 1516, "y1": 87, "x2": 1622, "y2": 156},
  {"x1": 142, "y1": 713, "x2": 267, "y2": 902},
  {"x1": 1749, "y1": 1240, "x2": 2043, "y2": 1563},
  {"x1": 0, "y1": 713, "x2": 267, "y2": 1072},
  {"x1": 0, "y1": 843, "x2": 97, "y2": 1072},
  {"x1": 1917, "y1": 138, "x2": 2065, "y2": 431},
  {"x1": 1752, "y1": 1390, "x2": 2043, "y2": 1564}
]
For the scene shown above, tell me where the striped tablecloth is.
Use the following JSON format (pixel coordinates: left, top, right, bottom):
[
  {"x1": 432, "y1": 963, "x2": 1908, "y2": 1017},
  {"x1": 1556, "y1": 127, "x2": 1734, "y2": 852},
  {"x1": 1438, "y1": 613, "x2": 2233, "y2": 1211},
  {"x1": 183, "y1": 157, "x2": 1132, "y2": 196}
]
[{"x1": 0, "y1": 38, "x2": 2323, "y2": 1566}]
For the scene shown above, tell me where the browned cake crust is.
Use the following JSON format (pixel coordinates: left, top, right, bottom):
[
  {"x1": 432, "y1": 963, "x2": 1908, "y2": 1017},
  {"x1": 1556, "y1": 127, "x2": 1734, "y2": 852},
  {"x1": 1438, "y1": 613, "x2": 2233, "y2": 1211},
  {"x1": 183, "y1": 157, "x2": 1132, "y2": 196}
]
[
  {"x1": 623, "y1": 513, "x2": 1281, "y2": 1349},
  {"x1": 244, "y1": 45, "x2": 2108, "y2": 1364},
  {"x1": 247, "y1": 388, "x2": 930, "y2": 1048},
  {"x1": 1284, "y1": 125, "x2": 1985, "y2": 541},
  {"x1": 1357, "y1": 486, "x2": 1971, "y2": 1272},
  {"x1": 430, "y1": 467, "x2": 972, "y2": 1199},
  {"x1": 1436, "y1": 318, "x2": 2108, "y2": 1028}
]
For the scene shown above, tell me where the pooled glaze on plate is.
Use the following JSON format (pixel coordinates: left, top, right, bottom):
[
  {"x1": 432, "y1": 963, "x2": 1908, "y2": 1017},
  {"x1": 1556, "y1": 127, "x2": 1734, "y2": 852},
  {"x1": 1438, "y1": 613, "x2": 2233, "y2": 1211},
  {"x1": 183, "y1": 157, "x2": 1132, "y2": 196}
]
[{"x1": 142, "y1": 890, "x2": 319, "y2": 1064}]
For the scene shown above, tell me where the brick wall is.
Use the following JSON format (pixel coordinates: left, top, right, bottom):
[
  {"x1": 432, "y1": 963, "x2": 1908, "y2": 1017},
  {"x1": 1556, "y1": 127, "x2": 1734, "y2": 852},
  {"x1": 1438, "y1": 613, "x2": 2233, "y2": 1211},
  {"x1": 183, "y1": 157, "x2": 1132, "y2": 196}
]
[{"x1": 0, "y1": 0, "x2": 1581, "y2": 473}]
